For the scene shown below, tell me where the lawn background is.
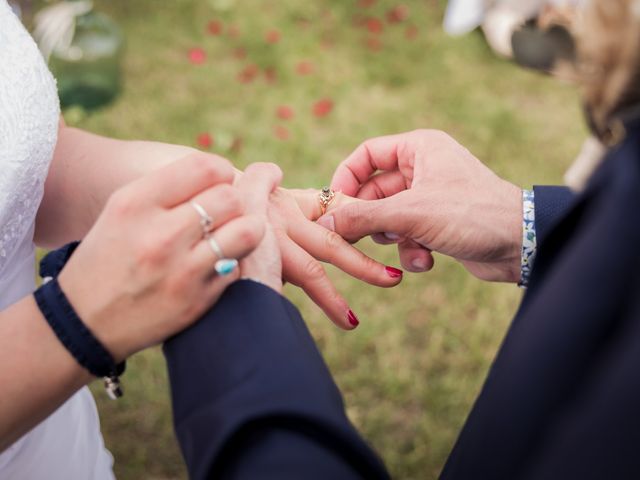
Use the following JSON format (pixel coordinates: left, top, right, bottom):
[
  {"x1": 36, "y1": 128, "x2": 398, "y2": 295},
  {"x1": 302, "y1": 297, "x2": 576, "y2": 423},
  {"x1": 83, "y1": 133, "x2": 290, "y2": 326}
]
[{"x1": 50, "y1": 0, "x2": 585, "y2": 478}]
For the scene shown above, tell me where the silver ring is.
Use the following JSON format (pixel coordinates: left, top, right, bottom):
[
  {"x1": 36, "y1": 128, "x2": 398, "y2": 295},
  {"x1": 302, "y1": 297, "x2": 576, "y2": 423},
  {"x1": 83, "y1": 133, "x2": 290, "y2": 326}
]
[
  {"x1": 191, "y1": 201, "x2": 213, "y2": 234},
  {"x1": 207, "y1": 236, "x2": 225, "y2": 259}
]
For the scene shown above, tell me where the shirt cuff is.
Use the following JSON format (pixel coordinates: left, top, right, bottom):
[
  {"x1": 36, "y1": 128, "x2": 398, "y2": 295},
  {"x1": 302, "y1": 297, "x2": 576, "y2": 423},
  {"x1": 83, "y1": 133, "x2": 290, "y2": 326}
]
[{"x1": 519, "y1": 189, "x2": 537, "y2": 288}]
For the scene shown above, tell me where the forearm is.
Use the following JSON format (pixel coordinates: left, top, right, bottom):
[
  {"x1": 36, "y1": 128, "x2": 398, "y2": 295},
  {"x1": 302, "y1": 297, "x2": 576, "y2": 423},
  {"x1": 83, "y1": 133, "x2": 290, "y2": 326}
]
[
  {"x1": 0, "y1": 295, "x2": 91, "y2": 451},
  {"x1": 36, "y1": 123, "x2": 240, "y2": 248}
]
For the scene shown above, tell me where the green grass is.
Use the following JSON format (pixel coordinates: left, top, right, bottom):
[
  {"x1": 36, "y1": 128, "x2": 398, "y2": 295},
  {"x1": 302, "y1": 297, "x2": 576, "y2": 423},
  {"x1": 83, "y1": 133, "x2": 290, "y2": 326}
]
[{"x1": 53, "y1": 0, "x2": 589, "y2": 478}]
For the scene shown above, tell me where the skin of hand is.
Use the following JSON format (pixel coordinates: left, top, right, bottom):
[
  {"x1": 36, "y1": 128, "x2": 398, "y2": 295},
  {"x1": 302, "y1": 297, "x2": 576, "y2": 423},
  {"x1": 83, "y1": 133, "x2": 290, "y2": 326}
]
[
  {"x1": 319, "y1": 129, "x2": 523, "y2": 283},
  {"x1": 236, "y1": 163, "x2": 285, "y2": 293},
  {"x1": 270, "y1": 187, "x2": 404, "y2": 329},
  {"x1": 58, "y1": 153, "x2": 266, "y2": 362},
  {"x1": 40, "y1": 120, "x2": 402, "y2": 331}
]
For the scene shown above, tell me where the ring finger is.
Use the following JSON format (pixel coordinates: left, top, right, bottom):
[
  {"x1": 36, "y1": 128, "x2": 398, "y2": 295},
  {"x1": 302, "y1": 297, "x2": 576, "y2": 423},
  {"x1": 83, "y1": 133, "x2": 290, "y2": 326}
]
[
  {"x1": 170, "y1": 183, "x2": 245, "y2": 246},
  {"x1": 190, "y1": 214, "x2": 266, "y2": 277}
]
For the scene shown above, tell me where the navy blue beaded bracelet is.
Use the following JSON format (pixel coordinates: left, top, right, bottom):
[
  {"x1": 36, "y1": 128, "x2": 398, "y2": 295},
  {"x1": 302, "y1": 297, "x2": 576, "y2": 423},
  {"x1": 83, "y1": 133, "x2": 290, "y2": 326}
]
[{"x1": 35, "y1": 243, "x2": 125, "y2": 399}]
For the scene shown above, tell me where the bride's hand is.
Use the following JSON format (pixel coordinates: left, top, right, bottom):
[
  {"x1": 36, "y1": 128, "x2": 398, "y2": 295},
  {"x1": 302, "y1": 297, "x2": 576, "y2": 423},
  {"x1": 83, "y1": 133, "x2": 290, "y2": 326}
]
[
  {"x1": 267, "y1": 187, "x2": 403, "y2": 330},
  {"x1": 58, "y1": 153, "x2": 266, "y2": 362}
]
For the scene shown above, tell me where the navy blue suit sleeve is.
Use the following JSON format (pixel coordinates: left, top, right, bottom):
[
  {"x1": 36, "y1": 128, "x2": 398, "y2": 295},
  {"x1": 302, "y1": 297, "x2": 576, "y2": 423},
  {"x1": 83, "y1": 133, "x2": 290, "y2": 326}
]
[
  {"x1": 163, "y1": 280, "x2": 389, "y2": 480},
  {"x1": 532, "y1": 186, "x2": 575, "y2": 242}
]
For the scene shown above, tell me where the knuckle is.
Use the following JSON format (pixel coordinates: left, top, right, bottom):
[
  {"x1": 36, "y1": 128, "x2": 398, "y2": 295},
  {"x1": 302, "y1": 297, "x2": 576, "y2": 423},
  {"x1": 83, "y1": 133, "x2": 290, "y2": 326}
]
[
  {"x1": 324, "y1": 230, "x2": 345, "y2": 251},
  {"x1": 303, "y1": 259, "x2": 326, "y2": 282},
  {"x1": 412, "y1": 128, "x2": 449, "y2": 143},
  {"x1": 188, "y1": 154, "x2": 232, "y2": 185},
  {"x1": 427, "y1": 129, "x2": 451, "y2": 142},
  {"x1": 196, "y1": 160, "x2": 221, "y2": 185},
  {"x1": 134, "y1": 234, "x2": 172, "y2": 267},
  {"x1": 343, "y1": 203, "x2": 364, "y2": 227},
  {"x1": 218, "y1": 185, "x2": 244, "y2": 214},
  {"x1": 107, "y1": 189, "x2": 137, "y2": 219},
  {"x1": 165, "y1": 272, "x2": 192, "y2": 300},
  {"x1": 236, "y1": 219, "x2": 263, "y2": 247}
]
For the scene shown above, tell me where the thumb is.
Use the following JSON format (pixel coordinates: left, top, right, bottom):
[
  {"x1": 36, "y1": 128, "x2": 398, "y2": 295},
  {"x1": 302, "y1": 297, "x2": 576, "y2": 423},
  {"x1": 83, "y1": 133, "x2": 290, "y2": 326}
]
[{"x1": 317, "y1": 191, "x2": 414, "y2": 243}]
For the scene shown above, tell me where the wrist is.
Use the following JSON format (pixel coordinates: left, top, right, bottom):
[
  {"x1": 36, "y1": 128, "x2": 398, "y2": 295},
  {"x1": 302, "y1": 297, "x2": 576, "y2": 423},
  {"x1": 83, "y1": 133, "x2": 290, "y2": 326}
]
[
  {"x1": 35, "y1": 277, "x2": 125, "y2": 398},
  {"x1": 487, "y1": 181, "x2": 523, "y2": 283}
]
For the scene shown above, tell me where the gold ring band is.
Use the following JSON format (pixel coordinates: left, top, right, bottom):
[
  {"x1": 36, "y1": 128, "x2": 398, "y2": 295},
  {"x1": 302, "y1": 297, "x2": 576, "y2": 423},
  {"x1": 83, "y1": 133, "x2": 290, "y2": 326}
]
[{"x1": 318, "y1": 186, "x2": 335, "y2": 216}]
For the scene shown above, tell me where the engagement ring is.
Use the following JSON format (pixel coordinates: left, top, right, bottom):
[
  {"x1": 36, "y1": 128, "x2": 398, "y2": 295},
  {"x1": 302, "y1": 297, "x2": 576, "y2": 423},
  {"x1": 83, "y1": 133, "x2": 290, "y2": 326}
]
[{"x1": 318, "y1": 186, "x2": 335, "y2": 216}]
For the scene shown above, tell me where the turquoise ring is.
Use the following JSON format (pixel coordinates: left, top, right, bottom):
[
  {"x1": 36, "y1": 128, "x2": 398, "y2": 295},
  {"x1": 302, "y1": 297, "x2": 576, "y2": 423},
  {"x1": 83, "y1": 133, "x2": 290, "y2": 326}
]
[
  {"x1": 207, "y1": 236, "x2": 237, "y2": 276},
  {"x1": 215, "y1": 258, "x2": 239, "y2": 276}
]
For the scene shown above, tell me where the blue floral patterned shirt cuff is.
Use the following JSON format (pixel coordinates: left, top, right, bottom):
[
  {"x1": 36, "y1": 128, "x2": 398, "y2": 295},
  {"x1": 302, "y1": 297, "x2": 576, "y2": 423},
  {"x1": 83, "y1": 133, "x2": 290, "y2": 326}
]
[{"x1": 519, "y1": 189, "x2": 536, "y2": 288}]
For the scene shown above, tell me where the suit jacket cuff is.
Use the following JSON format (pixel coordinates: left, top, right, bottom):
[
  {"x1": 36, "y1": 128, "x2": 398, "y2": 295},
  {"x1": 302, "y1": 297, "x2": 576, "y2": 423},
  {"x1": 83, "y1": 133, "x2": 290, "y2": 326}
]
[{"x1": 532, "y1": 186, "x2": 575, "y2": 243}]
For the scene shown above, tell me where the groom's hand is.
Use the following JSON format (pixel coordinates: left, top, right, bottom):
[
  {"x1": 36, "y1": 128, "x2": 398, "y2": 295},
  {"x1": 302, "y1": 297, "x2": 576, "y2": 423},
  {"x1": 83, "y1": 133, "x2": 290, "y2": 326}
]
[{"x1": 321, "y1": 130, "x2": 523, "y2": 283}]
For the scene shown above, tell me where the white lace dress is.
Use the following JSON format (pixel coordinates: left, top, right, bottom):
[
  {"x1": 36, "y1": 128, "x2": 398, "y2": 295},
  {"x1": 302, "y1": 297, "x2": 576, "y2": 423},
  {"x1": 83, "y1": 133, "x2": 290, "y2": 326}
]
[{"x1": 0, "y1": 2, "x2": 115, "y2": 478}]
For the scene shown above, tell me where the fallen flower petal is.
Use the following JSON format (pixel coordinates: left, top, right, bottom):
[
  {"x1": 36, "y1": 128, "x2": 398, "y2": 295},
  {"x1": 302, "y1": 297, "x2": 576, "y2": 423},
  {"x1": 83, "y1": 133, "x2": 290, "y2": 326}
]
[
  {"x1": 276, "y1": 105, "x2": 294, "y2": 120},
  {"x1": 274, "y1": 125, "x2": 290, "y2": 140},
  {"x1": 358, "y1": 0, "x2": 376, "y2": 8},
  {"x1": 232, "y1": 47, "x2": 247, "y2": 60},
  {"x1": 405, "y1": 24, "x2": 418, "y2": 39},
  {"x1": 386, "y1": 5, "x2": 409, "y2": 24},
  {"x1": 188, "y1": 47, "x2": 207, "y2": 64},
  {"x1": 366, "y1": 17, "x2": 384, "y2": 34},
  {"x1": 238, "y1": 63, "x2": 260, "y2": 83},
  {"x1": 296, "y1": 60, "x2": 315, "y2": 75},
  {"x1": 313, "y1": 98, "x2": 334, "y2": 117},
  {"x1": 265, "y1": 29, "x2": 281, "y2": 44},
  {"x1": 196, "y1": 132, "x2": 213, "y2": 148},
  {"x1": 264, "y1": 66, "x2": 278, "y2": 83},
  {"x1": 207, "y1": 20, "x2": 223, "y2": 36}
]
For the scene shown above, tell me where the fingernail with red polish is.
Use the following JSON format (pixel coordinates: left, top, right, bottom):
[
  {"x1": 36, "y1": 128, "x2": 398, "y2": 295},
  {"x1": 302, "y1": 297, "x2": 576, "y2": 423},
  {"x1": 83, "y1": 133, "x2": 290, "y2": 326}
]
[
  {"x1": 385, "y1": 266, "x2": 403, "y2": 278},
  {"x1": 347, "y1": 309, "x2": 360, "y2": 327}
]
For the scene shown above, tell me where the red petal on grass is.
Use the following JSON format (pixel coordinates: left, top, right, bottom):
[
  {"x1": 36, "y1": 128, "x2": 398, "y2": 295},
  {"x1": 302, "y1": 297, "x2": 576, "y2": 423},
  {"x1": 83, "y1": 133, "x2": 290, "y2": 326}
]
[
  {"x1": 238, "y1": 63, "x2": 260, "y2": 83},
  {"x1": 321, "y1": 38, "x2": 334, "y2": 50},
  {"x1": 188, "y1": 48, "x2": 207, "y2": 64},
  {"x1": 366, "y1": 36, "x2": 383, "y2": 51},
  {"x1": 265, "y1": 29, "x2": 281, "y2": 44},
  {"x1": 207, "y1": 20, "x2": 223, "y2": 36},
  {"x1": 228, "y1": 25, "x2": 241, "y2": 38},
  {"x1": 276, "y1": 105, "x2": 294, "y2": 120},
  {"x1": 405, "y1": 24, "x2": 418, "y2": 39},
  {"x1": 358, "y1": 0, "x2": 376, "y2": 7},
  {"x1": 295, "y1": 60, "x2": 315, "y2": 76},
  {"x1": 352, "y1": 14, "x2": 366, "y2": 27},
  {"x1": 196, "y1": 133, "x2": 213, "y2": 148},
  {"x1": 274, "y1": 125, "x2": 290, "y2": 140},
  {"x1": 365, "y1": 17, "x2": 384, "y2": 34},
  {"x1": 386, "y1": 5, "x2": 409, "y2": 24},
  {"x1": 232, "y1": 47, "x2": 247, "y2": 60},
  {"x1": 264, "y1": 66, "x2": 278, "y2": 84},
  {"x1": 312, "y1": 98, "x2": 334, "y2": 118}
]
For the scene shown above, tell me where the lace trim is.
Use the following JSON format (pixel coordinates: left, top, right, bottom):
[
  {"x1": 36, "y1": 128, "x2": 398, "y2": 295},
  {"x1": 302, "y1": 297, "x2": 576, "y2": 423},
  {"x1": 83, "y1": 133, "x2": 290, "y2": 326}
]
[{"x1": 0, "y1": 1, "x2": 60, "y2": 275}]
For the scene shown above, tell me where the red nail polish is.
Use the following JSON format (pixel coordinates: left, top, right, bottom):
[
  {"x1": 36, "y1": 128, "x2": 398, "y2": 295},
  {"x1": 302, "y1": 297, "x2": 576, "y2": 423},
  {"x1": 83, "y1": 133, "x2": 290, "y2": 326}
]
[
  {"x1": 385, "y1": 266, "x2": 403, "y2": 278},
  {"x1": 347, "y1": 310, "x2": 360, "y2": 327}
]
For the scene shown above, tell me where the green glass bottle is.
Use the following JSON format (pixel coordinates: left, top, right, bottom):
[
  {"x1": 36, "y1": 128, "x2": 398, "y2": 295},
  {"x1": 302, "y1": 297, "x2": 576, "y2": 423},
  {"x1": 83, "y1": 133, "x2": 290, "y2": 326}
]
[{"x1": 47, "y1": 6, "x2": 124, "y2": 110}]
